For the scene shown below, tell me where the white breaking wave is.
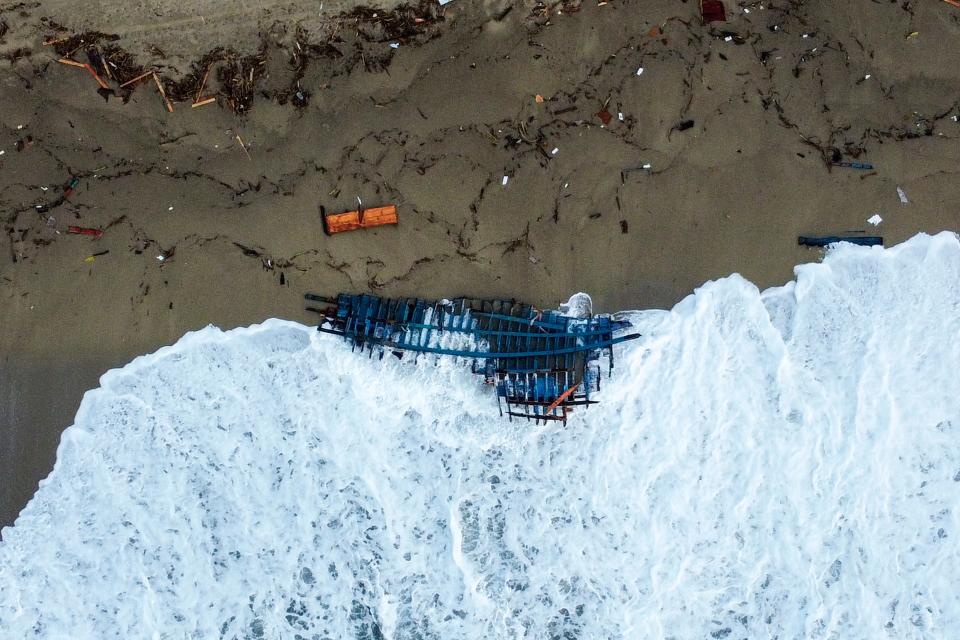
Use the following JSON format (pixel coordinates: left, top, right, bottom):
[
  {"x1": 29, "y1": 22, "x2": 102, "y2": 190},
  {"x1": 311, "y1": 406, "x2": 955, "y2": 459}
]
[{"x1": 2, "y1": 232, "x2": 959, "y2": 640}]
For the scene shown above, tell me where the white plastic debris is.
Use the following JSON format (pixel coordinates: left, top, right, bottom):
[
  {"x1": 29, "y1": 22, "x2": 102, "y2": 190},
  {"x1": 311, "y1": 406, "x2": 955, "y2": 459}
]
[
  {"x1": 0, "y1": 150, "x2": 5, "y2": 156},
  {"x1": 502, "y1": 175, "x2": 509, "y2": 186},
  {"x1": 389, "y1": 43, "x2": 400, "y2": 49},
  {"x1": 156, "y1": 255, "x2": 165, "y2": 262},
  {"x1": 439, "y1": 0, "x2": 455, "y2": 5},
  {"x1": 724, "y1": 36, "x2": 733, "y2": 42},
  {"x1": 642, "y1": 163, "x2": 652, "y2": 170},
  {"x1": 16, "y1": 124, "x2": 24, "y2": 130},
  {"x1": 559, "y1": 292, "x2": 593, "y2": 318},
  {"x1": 896, "y1": 186, "x2": 909, "y2": 204},
  {"x1": 636, "y1": 67, "x2": 644, "y2": 76},
  {"x1": 529, "y1": 256, "x2": 538, "y2": 264},
  {"x1": 618, "y1": 112, "x2": 624, "y2": 121},
  {"x1": 168, "y1": 206, "x2": 174, "y2": 211},
  {"x1": 867, "y1": 214, "x2": 882, "y2": 226},
  {"x1": 551, "y1": 148, "x2": 558, "y2": 155},
  {"x1": 563, "y1": 182, "x2": 569, "y2": 189},
  {"x1": 863, "y1": 74, "x2": 871, "y2": 80}
]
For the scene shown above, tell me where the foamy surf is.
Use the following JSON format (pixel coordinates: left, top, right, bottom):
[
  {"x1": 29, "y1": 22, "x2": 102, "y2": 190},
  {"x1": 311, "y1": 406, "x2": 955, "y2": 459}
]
[{"x1": 1, "y1": 232, "x2": 959, "y2": 639}]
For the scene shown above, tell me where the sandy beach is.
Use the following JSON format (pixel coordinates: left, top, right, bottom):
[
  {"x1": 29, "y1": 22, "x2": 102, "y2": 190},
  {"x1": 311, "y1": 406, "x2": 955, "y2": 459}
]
[{"x1": 2, "y1": 0, "x2": 959, "y2": 529}]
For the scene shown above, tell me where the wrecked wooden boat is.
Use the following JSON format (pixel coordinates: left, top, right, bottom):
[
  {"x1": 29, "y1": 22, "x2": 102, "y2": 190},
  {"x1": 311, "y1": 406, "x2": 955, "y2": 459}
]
[{"x1": 305, "y1": 293, "x2": 640, "y2": 424}]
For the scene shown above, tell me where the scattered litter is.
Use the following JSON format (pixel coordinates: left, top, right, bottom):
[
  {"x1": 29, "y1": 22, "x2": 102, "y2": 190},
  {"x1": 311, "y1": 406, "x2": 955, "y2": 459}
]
[
  {"x1": 863, "y1": 74, "x2": 871, "y2": 80},
  {"x1": 40, "y1": 186, "x2": 48, "y2": 192},
  {"x1": 618, "y1": 112, "x2": 624, "y2": 121},
  {"x1": 322, "y1": 204, "x2": 398, "y2": 235},
  {"x1": 156, "y1": 255, "x2": 165, "y2": 262},
  {"x1": 563, "y1": 182, "x2": 569, "y2": 189},
  {"x1": 596, "y1": 108, "x2": 612, "y2": 125},
  {"x1": 168, "y1": 206, "x2": 174, "y2": 211},
  {"x1": 236, "y1": 134, "x2": 252, "y2": 161},
  {"x1": 389, "y1": 42, "x2": 400, "y2": 49},
  {"x1": 502, "y1": 175, "x2": 509, "y2": 186},
  {"x1": 119, "y1": 70, "x2": 153, "y2": 89},
  {"x1": 906, "y1": 31, "x2": 919, "y2": 40},
  {"x1": 867, "y1": 214, "x2": 883, "y2": 226},
  {"x1": 649, "y1": 26, "x2": 661, "y2": 37},
  {"x1": 636, "y1": 67, "x2": 644, "y2": 76},
  {"x1": 701, "y1": 0, "x2": 726, "y2": 24},
  {"x1": 528, "y1": 256, "x2": 538, "y2": 264},
  {"x1": 56, "y1": 57, "x2": 110, "y2": 90},
  {"x1": 621, "y1": 164, "x2": 652, "y2": 180},
  {"x1": 191, "y1": 97, "x2": 217, "y2": 109},
  {"x1": 63, "y1": 176, "x2": 80, "y2": 198},
  {"x1": 152, "y1": 73, "x2": 174, "y2": 113},
  {"x1": 535, "y1": 94, "x2": 544, "y2": 103},
  {"x1": 551, "y1": 147, "x2": 559, "y2": 155},
  {"x1": 83, "y1": 250, "x2": 109, "y2": 264},
  {"x1": 943, "y1": 0, "x2": 960, "y2": 8},
  {"x1": 832, "y1": 161, "x2": 874, "y2": 170},
  {"x1": 0, "y1": 150, "x2": 5, "y2": 156},
  {"x1": 67, "y1": 226, "x2": 104, "y2": 238},
  {"x1": 16, "y1": 124, "x2": 24, "y2": 130},
  {"x1": 724, "y1": 35, "x2": 733, "y2": 42},
  {"x1": 439, "y1": 0, "x2": 455, "y2": 4},
  {"x1": 896, "y1": 186, "x2": 909, "y2": 204}
]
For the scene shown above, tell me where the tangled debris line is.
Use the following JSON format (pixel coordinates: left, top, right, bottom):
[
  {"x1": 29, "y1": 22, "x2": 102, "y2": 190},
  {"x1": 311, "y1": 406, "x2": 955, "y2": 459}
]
[
  {"x1": 40, "y1": 1, "x2": 444, "y2": 115},
  {"x1": 216, "y1": 45, "x2": 269, "y2": 114},
  {"x1": 275, "y1": 26, "x2": 343, "y2": 108},
  {"x1": 342, "y1": 0, "x2": 439, "y2": 42}
]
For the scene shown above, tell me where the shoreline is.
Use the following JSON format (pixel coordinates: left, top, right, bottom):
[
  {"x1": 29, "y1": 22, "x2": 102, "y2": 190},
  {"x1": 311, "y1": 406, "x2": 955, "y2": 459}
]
[{"x1": 3, "y1": 0, "x2": 960, "y2": 527}]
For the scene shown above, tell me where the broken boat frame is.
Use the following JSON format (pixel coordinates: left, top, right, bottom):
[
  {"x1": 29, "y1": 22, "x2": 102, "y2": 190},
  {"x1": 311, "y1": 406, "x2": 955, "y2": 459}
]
[{"x1": 305, "y1": 293, "x2": 640, "y2": 424}]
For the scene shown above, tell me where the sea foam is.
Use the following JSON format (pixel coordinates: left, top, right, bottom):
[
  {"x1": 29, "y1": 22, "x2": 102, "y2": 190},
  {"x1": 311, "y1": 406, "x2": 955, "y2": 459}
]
[{"x1": 1, "y1": 232, "x2": 959, "y2": 639}]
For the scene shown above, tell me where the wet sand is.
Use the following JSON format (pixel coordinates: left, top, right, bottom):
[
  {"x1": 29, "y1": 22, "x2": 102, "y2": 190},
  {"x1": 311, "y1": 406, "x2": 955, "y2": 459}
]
[{"x1": 2, "y1": 0, "x2": 959, "y2": 529}]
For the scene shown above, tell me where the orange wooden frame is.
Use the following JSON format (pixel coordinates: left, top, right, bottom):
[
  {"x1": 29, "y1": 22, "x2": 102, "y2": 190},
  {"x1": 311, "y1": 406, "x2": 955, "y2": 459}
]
[{"x1": 323, "y1": 205, "x2": 398, "y2": 235}]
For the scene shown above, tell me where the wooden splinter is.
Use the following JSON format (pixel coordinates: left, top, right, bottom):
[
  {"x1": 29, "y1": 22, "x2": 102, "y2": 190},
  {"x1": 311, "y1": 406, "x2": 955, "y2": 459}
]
[
  {"x1": 119, "y1": 70, "x2": 154, "y2": 88},
  {"x1": 152, "y1": 72, "x2": 174, "y2": 113}
]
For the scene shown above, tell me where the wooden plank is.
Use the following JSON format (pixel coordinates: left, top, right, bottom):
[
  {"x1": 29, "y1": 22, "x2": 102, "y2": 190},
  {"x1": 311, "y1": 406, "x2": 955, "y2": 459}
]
[
  {"x1": 119, "y1": 70, "x2": 154, "y2": 88},
  {"x1": 323, "y1": 205, "x2": 398, "y2": 235},
  {"x1": 191, "y1": 97, "x2": 217, "y2": 108}
]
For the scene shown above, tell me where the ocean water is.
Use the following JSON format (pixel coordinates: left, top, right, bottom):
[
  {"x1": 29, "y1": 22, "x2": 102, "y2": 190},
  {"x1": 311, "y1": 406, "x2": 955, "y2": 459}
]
[{"x1": 1, "y1": 232, "x2": 959, "y2": 640}]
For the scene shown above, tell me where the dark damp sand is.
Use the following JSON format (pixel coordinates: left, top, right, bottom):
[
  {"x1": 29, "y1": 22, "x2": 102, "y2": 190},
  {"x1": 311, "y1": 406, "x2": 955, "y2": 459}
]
[{"x1": 2, "y1": 0, "x2": 959, "y2": 530}]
